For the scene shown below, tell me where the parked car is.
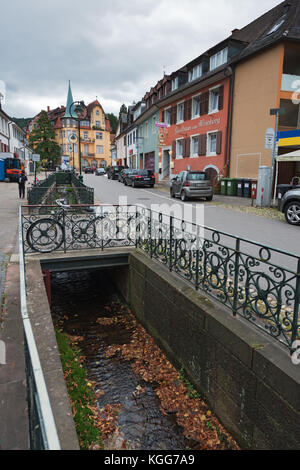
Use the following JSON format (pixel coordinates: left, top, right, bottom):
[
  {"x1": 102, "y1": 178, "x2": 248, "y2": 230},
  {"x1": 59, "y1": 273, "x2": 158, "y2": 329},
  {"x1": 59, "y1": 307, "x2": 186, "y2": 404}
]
[
  {"x1": 84, "y1": 166, "x2": 94, "y2": 174},
  {"x1": 124, "y1": 169, "x2": 155, "y2": 188},
  {"x1": 118, "y1": 168, "x2": 133, "y2": 183},
  {"x1": 107, "y1": 165, "x2": 124, "y2": 180},
  {"x1": 170, "y1": 171, "x2": 213, "y2": 202},
  {"x1": 279, "y1": 187, "x2": 300, "y2": 226},
  {"x1": 96, "y1": 167, "x2": 106, "y2": 176}
]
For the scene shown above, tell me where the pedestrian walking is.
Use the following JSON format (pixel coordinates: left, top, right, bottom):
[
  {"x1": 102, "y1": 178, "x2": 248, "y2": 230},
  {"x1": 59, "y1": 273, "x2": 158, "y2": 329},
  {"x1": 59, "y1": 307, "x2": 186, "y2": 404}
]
[{"x1": 18, "y1": 170, "x2": 27, "y2": 199}]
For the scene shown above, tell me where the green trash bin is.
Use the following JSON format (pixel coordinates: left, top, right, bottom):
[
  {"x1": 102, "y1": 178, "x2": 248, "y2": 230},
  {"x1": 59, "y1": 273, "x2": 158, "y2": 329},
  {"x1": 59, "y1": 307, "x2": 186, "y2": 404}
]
[
  {"x1": 226, "y1": 178, "x2": 238, "y2": 196},
  {"x1": 221, "y1": 178, "x2": 229, "y2": 195}
]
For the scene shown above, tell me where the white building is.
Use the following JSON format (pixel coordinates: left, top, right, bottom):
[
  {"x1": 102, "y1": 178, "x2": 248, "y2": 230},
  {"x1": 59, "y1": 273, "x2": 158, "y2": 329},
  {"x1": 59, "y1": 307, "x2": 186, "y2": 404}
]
[{"x1": 0, "y1": 105, "x2": 10, "y2": 153}]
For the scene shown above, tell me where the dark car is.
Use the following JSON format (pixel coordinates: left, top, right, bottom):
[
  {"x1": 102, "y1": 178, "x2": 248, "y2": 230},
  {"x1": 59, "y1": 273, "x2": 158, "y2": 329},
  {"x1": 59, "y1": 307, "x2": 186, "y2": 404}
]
[
  {"x1": 107, "y1": 165, "x2": 124, "y2": 180},
  {"x1": 170, "y1": 171, "x2": 213, "y2": 202},
  {"x1": 84, "y1": 166, "x2": 94, "y2": 174},
  {"x1": 118, "y1": 168, "x2": 133, "y2": 183},
  {"x1": 279, "y1": 187, "x2": 300, "y2": 225},
  {"x1": 96, "y1": 167, "x2": 106, "y2": 176},
  {"x1": 124, "y1": 169, "x2": 155, "y2": 188}
]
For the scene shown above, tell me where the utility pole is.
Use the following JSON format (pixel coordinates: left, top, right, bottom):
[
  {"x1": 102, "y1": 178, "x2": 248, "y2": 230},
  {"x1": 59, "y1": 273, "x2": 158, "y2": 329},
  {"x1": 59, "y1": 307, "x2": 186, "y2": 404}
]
[{"x1": 270, "y1": 108, "x2": 280, "y2": 206}]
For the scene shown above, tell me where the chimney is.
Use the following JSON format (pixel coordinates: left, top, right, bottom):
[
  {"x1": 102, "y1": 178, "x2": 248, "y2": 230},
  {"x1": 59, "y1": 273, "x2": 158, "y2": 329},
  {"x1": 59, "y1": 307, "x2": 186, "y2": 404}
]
[
  {"x1": 231, "y1": 28, "x2": 239, "y2": 35},
  {"x1": 47, "y1": 106, "x2": 50, "y2": 112}
]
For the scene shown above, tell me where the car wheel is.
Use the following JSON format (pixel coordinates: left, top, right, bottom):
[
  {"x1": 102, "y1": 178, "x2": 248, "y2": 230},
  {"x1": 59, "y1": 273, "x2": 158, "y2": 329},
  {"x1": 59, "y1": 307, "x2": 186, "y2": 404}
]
[
  {"x1": 180, "y1": 191, "x2": 187, "y2": 202},
  {"x1": 285, "y1": 201, "x2": 300, "y2": 226},
  {"x1": 170, "y1": 188, "x2": 175, "y2": 198},
  {"x1": 132, "y1": 180, "x2": 136, "y2": 188}
]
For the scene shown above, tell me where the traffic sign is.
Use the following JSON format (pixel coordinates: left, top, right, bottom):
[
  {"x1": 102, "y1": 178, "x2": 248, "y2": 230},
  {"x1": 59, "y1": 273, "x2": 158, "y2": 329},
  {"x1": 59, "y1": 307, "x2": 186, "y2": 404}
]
[
  {"x1": 32, "y1": 154, "x2": 40, "y2": 162},
  {"x1": 265, "y1": 128, "x2": 275, "y2": 150}
]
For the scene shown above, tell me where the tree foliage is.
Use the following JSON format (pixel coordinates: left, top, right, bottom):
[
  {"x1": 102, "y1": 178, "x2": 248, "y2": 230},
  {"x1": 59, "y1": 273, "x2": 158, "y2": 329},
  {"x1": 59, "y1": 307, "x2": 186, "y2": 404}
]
[
  {"x1": 118, "y1": 104, "x2": 127, "y2": 119},
  {"x1": 106, "y1": 113, "x2": 118, "y2": 134},
  {"x1": 29, "y1": 110, "x2": 60, "y2": 164}
]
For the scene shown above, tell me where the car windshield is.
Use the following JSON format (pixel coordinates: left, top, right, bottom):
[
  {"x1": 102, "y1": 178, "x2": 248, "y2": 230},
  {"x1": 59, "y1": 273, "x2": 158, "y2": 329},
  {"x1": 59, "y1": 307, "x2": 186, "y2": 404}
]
[
  {"x1": 137, "y1": 170, "x2": 150, "y2": 176},
  {"x1": 187, "y1": 173, "x2": 208, "y2": 181}
]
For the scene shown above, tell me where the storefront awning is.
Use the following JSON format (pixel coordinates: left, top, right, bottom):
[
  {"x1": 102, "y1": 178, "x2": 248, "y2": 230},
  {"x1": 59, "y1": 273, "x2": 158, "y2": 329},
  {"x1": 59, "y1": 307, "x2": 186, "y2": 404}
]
[{"x1": 276, "y1": 149, "x2": 300, "y2": 162}]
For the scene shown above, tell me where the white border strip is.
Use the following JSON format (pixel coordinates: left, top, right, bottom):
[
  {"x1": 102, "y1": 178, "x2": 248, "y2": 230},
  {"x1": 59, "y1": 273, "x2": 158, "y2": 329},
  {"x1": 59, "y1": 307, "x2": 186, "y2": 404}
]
[{"x1": 19, "y1": 207, "x2": 61, "y2": 450}]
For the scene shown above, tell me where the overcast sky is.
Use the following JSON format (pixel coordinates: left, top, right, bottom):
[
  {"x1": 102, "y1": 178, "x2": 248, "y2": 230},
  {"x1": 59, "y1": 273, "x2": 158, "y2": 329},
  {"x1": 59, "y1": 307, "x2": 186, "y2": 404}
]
[{"x1": 0, "y1": 0, "x2": 281, "y2": 118}]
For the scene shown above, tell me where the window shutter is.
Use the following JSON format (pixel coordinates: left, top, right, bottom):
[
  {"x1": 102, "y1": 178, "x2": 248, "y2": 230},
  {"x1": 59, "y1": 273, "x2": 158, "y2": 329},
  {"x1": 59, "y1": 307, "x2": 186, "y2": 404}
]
[
  {"x1": 186, "y1": 99, "x2": 192, "y2": 121},
  {"x1": 171, "y1": 106, "x2": 176, "y2": 125},
  {"x1": 198, "y1": 134, "x2": 207, "y2": 156},
  {"x1": 172, "y1": 140, "x2": 176, "y2": 159},
  {"x1": 185, "y1": 137, "x2": 190, "y2": 157},
  {"x1": 216, "y1": 131, "x2": 222, "y2": 154},
  {"x1": 218, "y1": 85, "x2": 224, "y2": 110},
  {"x1": 182, "y1": 139, "x2": 186, "y2": 157},
  {"x1": 200, "y1": 92, "x2": 209, "y2": 116}
]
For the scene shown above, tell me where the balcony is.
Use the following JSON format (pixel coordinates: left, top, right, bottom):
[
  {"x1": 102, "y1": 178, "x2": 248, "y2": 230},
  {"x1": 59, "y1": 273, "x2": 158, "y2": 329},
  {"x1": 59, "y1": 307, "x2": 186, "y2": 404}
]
[{"x1": 281, "y1": 74, "x2": 300, "y2": 92}]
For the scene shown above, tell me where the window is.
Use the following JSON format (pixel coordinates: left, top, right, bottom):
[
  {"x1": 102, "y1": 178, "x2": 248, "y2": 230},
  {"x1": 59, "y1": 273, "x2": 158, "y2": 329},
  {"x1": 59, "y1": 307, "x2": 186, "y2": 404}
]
[
  {"x1": 96, "y1": 145, "x2": 103, "y2": 154},
  {"x1": 210, "y1": 48, "x2": 228, "y2": 71},
  {"x1": 96, "y1": 110, "x2": 100, "y2": 115},
  {"x1": 207, "y1": 132, "x2": 217, "y2": 155},
  {"x1": 84, "y1": 131, "x2": 88, "y2": 141},
  {"x1": 192, "y1": 95, "x2": 201, "y2": 118},
  {"x1": 84, "y1": 144, "x2": 89, "y2": 156},
  {"x1": 176, "y1": 139, "x2": 184, "y2": 158},
  {"x1": 152, "y1": 116, "x2": 156, "y2": 133},
  {"x1": 209, "y1": 89, "x2": 219, "y2": 113},
  {"x1": 96, "y1": 132, "x2": 103, "y2": 139},
  {"x1": 177, "y1": 103, "x2": 184, "y2": 123},
  {"x1": 191, "y1": 136, "x2": 199, "y2": 157},
  {"x1": 171, "y1": 77, "x2": 178, "y2": 91},
  {"x1": 80, "y1": 120, "x2": 90, "y2": 127},
  {"x1": 188, "y1": 64, "x2": 202, "y2": 82},
  {"x1": 133, "y1": 131, "x2": 136, "y2": 144},
  {"x1": 165, "y1": 108, "x2": 172, "y2": 126},
  {"x1": 145, "y1": 121, "x2": 149, "y2": 138},
  {"x1": 95, "y1": 121, "x2": 100, "y2": 128}
]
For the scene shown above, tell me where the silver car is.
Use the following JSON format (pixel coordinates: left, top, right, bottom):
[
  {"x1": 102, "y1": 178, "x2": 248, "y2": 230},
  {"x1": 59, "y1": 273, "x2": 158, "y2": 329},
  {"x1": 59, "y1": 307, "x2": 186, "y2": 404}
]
[
  {"x1": 170, "y1": 171, "x2": 213, "y2": 202},
  {"x1": 279, "y1": 187, "x2": 300, "y2": 226}
]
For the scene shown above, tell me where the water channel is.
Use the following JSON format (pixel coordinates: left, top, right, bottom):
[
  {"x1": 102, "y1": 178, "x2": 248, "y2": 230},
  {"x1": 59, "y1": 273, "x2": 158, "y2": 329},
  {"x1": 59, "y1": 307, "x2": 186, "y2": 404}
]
[{"x1": 50, "y1": 269, "x2": 188, "y2": 450}]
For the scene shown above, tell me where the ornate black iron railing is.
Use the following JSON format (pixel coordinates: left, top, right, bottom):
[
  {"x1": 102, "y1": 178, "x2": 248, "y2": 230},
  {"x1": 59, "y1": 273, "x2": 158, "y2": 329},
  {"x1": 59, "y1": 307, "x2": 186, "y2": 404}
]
[
  {"x1": 21, "y1": 204, "x2": 300, "y2": 353},
  {"x1": 27, "y1": 172, "x2": 94, "y2": 205}
]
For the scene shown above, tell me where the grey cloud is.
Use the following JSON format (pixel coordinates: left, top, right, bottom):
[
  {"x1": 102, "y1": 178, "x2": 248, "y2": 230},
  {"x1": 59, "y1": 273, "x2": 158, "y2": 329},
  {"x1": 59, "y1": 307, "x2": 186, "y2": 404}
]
[{"x1": 0, "y1": 0, "x2": 280, "y2": 117}]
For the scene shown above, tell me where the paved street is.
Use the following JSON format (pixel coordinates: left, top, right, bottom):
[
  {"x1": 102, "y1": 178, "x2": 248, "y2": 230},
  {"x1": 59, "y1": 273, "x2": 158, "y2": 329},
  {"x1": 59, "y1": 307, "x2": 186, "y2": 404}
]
[{"x1": 84, "y1": 174, "x2": 300, "y2": 260}]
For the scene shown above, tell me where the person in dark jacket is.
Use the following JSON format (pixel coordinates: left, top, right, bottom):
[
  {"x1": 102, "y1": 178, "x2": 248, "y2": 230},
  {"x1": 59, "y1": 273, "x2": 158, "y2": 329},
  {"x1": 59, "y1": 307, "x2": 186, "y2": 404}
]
[{"x1": 18, "y1": 170, "x2": 27, "y2": 199}]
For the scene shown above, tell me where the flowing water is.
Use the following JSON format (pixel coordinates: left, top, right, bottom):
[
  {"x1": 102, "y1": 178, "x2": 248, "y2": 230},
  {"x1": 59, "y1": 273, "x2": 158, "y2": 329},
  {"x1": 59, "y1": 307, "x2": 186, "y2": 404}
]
[{"x1": 50, "y1": 269, "x2": 187, "y2": 450}]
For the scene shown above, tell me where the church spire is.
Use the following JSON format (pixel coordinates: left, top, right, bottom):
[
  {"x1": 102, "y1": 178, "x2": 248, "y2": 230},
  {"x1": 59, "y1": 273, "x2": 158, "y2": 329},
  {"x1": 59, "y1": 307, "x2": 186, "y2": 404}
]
[{"x1": 64, "y1": 80, "x2": 74, "y2": 118}]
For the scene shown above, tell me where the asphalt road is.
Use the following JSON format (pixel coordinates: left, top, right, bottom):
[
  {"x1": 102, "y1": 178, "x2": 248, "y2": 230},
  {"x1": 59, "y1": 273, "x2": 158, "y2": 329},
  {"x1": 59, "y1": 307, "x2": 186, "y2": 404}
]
[{"x1": 84, "y1": 173, "x2": 300, "y2": 271}]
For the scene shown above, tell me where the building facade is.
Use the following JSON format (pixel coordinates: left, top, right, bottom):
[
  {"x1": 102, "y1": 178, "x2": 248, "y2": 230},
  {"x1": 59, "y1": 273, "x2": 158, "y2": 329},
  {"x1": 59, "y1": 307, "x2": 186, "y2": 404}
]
[
  {"x1": 118, "y1": 0, "x2": 300, "y2": 188},
  {"x1": 28, "y1": 82, "x2": 112, "y2": 169}
]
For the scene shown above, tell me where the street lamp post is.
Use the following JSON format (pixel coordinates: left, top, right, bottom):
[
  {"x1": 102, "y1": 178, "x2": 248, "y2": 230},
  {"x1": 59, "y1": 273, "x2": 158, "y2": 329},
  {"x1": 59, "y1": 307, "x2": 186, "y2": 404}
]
[
  {"x1": 270, "y1": 108, "x2": 280, "y2": 206},
  {"x1": 69, "y1": 100, "x2": 87, "y2": 183}
]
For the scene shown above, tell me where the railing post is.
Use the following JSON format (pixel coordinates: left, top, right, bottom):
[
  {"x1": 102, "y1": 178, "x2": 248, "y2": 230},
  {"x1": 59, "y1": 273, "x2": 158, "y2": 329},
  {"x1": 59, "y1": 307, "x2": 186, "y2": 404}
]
[
  {"x1": 135, "y1": 206, "x2": 139, "y2": 248},
  {"x1": 195, "y1": 225, "x2": 200, "y2": 291},
  {"x1": 169, "y1": 215, "x2": 173, "y2": 272},
  {"x1": 291, "y1": 258, "x2": 300, "y2": 351},
  {"x1": 149, "y1": 208, "x2": 153, "y2": 258},
  {"x1": 233, "y1": 237, "x2": 240, "y2": 317},
  {"x1": 62, "y1": 209, "x2": 67, "y2": 254}
]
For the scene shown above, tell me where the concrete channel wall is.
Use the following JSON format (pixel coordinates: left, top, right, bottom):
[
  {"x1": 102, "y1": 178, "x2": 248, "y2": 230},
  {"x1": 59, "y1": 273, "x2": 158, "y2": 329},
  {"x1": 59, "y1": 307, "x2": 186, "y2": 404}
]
[
  {"x1": 127, "y1": 251, "x2": 300, "y2": 450},
  {"x1": 26, "y1": 261, "x2": 80, "y2": 450}
]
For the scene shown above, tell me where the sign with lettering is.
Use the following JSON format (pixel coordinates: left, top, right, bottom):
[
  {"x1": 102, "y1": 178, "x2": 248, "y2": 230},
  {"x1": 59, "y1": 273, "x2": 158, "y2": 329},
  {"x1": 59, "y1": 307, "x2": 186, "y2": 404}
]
[{"x1": 265, "y1": 128, "x2": 275, "y2": 150}]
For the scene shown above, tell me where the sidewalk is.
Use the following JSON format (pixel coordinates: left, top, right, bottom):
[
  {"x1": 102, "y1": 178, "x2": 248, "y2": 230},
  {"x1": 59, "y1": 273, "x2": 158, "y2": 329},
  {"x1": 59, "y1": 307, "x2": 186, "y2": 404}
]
[
  {"x1": 154, "y1": 180, "x2": 283, "y2": 221},
  {"x1": 0, "y1": 179, "x2": 30, "y2": 449}
]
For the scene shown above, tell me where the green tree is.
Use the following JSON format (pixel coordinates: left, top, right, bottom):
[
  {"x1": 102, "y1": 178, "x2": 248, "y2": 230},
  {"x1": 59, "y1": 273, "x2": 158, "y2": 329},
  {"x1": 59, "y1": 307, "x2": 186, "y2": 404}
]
[
  {"x1": 119, "y1": 104, "x2": 127, "y2": 119},
  {"x1": 29, "y1": 110, "x2": 60, "y2": 165},
  {"x1": 107, "y1": 112, "x2": 118, "y2": 134}
]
